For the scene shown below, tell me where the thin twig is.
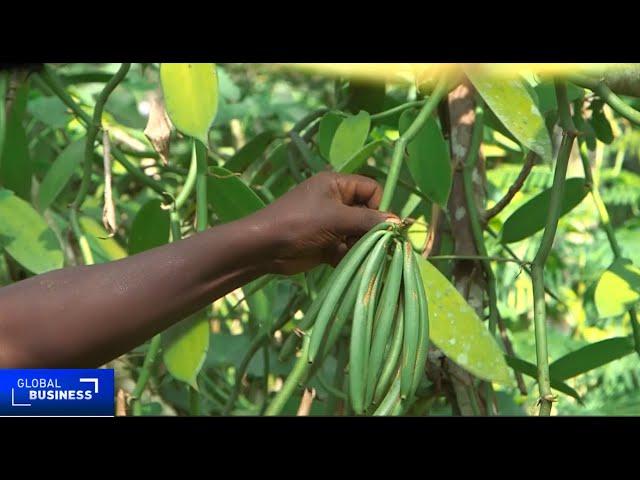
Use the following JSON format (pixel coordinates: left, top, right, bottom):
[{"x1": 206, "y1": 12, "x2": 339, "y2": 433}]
[
  {"x1": 428, "y1": 255, "x2": 530, "y2": 266},
  {"x1": 487, "y1": 226, "x2": 565, "y2": 306},
  {"x1": 370, "y1": 100, "x2": 426, "y2": 121},
  {"x1": 101, "y1": 130, "x2": 117, "y2": 238},
  {"x1": 496, "y1": 316, "x2": 528, "y2": 395},
  {"x1": 484, "y1": 151, "x2": 536, "y2": 221}
]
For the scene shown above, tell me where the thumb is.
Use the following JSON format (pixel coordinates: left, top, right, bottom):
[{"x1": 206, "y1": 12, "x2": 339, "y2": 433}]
[{"x1": 334, "y1": 205, "x2": 399, "y2": 238}]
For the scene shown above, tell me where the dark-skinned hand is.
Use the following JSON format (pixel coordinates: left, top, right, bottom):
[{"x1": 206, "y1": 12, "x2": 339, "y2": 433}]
[{"x1": 254, "y1": 171, "x2": 399, "y2": 275}]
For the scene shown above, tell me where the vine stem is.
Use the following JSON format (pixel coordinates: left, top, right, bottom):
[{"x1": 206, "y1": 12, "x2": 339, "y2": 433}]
[
  {"x1": 131, "y1": 145, "x2": 199, "y2": 415},
  {"x1": 460, "y1": 104, "x2": 500, "y2": 336},
  {"x1": 194, "y1": 139, "x2": 208, "y2": 232},
  {"x1": 428, "y1": 255, "x2": 528, "y2": 266},
  {"x1": 531, "y1": 86, "x2": 576, "y2": 415},
  {"x1": 572, "y1": 74, "x2": 640, "y2": 126},
  {"x1": 175, "y1": 144, "x2": 198, "y2": 210},
  {"x1": 291, "y1": 107, "x2": 329, "y2": 134},
  {"x1": 72, "y1": 63, "x2": 131, "y2": 210},
  {"x1": 187, "y1": 139, "x2": 210, "y2": 415},
  {"x1": 370, "y1": 100, "x2": 426, "y2": 122},
  {"x1": 460, "y1": 101, "x2": 514, "y2": 409},
  {"x1": 69, "y1": 209, "x2": 94, "y2": 265},
  {"x1": 265, "y1": 333, "x2": 312, "y2": 416},
  {"x1": 260, "y1": 345, "x2": 270, "y2": 415},
  {"x1": 484, "y1": 151, "x2": 536, "y2": 221},
  {"x1": 325, "y1": 339, "x2": 349, "y2": 414},
  {"x1": 379, "y1": 78, "x2": 449, "y2": 212},
  {"x1": 487, "y1": 226, "x2": 565, "y2": 306},
  {"x1": 131, "y1": 334, "x2": 162, "y2": 415},
  {"x1": 34, "y1": 66, "x2": 167, "y2": 197},
  {"x1": 222, "y1": 292, "x2": 301, "y2": 416},
  {"x1": 554, "y1": 81, "x2": 577, "y2": 133},
  {"x1": 577, "y1": 138, "x2": 640, "y2": 357}
]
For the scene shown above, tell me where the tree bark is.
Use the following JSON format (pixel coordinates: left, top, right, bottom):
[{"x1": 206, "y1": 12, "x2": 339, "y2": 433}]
[{"x1": 426, "y1": 81, "x2": 489, "y2": 416}]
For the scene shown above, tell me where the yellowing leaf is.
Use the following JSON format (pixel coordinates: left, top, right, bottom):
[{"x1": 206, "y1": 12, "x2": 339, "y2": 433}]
[
  {"x1": 79, "y1": 216, "x2": 127, "y2": 262},
  {"x1": 417, "y1": 256, "x2": 512, "y2": 385},
  {"x1": 407, "y1": 215, "x2": 428, "y2": 252},
  {"x1": 467, "y1": 72, "x2": 552, "y2": 161},
  {"x1": 162, "y1": 310, "x2": 210, "y2": 388},
  {"x1": 595, "y1": 258, "x2": 640, "y2": 318},
  {"x1": 160, "y1": 63, "x2": 218, "y2": 144},
  {"x1": 0, "y1": 188, "x2": 63, "y2": 274}
]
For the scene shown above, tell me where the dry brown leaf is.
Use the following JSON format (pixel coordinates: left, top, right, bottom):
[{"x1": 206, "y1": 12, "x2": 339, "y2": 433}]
[
  {"x1": 116, "y1": 389, "x2": 127, "y2": 416},
  {"x1": 144, "y1": 90, "x2": 172, "y2": 165},
  {"x1": 296, "y1": 388, "x2": 316, "y2": 416},
  {"x1": 101, "y1": 130, "x2": 117, "y2": 238}
]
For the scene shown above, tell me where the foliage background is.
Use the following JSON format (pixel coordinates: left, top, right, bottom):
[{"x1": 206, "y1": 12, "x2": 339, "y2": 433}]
[{"x1": 1, "y1": 63, "x2": 639, "y2": 415}]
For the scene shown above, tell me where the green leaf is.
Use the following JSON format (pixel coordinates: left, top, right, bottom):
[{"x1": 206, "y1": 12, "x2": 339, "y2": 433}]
[
  {"x1": 594, "y1": 258, "x2": 640, "y2": 318},
  {"x1": 336, "y1": 140, "x2": 383, "y2": 174},
  {"x1": 160, "y1": 63, "x2": 218, "y2": 144},
  {"x1": 399, "y1": 109, "x2": 452, "y2": 206},
  {"x1": 501, "y1": 177, "x2": 588, "y2": 243},
  {"x1": 37, "y1": 139, "x2": 83, "y2": 210},
  {"x1": 28, "y1": 96, "x2": 72, "y2": 129},
  {"x1": 467, "y1": 72, "x2": 552, "y2": 160},
  {"x1": 417, "y1": 256, "x2": 512, "y2": 385},
  {"x1": 329, "y1": 111, "x2": 370, "y2": 168},
  {"x1": 504, "y1": 355, "x2": 582, "y2": 402},
  {"x1": 549, "y1": 336, "x2": 635, "y2": 381},
  {"x1": 79, "y1": 216, "x2": 127, "y2": 262},
  {"x1": 0, "y1": 73, "x2": 7, "y2": 162},
  {"x1": 216, "y1": 66, "x2": 241, "y2": 102},
  {"x1": 345, "y1": 80, "x2": 386, "y2": 114},
  {"x1": 225, "y1": 131, "x2": 276, "y2": 173},
  {"x1": 590, "y1": 102, "x2": 614, "y2": 145},
  {"x1": 0, "y1": 110, "x2": 32, "y2": 200},
  {"x1": 533, "y1": 81, "x2": 584, "y2": 114},
  {"x1": 318, "y1": 112, "x2": 344, "y2": 161},
  {"x1": 162, "y1": 310, "x2": 210, "y2": 388},
  {"x1": 207, "y1": 166, "x2": 265, "y2": 223},
  {"x1": 0, "y1": 188, "x2": 63, "y2": 274},
  {"x1": 128, "y1": 199, "x2": 170, "y2": 255}
]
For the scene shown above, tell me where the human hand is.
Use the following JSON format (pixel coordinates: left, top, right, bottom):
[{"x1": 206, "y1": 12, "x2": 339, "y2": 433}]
[{"x1": 253, "y1": 172, "x2": 400, "y2": 275}]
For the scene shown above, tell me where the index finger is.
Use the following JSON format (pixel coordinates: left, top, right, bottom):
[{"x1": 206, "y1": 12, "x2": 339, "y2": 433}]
[{"x1": 335, "y1": 174, "x2": 384, "y2": 210}]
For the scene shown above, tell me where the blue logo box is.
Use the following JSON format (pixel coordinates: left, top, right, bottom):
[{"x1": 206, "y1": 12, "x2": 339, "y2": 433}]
[{"x1": 0, "y1": 369, "x2": 114, "y2": 416}]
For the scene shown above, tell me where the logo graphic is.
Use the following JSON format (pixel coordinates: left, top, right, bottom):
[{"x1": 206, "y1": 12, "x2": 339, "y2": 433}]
[{"x1": 0, "y1": 369, "x2": 114, "y2": 416}]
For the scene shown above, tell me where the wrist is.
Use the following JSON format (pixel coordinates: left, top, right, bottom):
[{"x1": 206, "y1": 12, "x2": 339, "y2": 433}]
[{"x1": 235, "y1": 210, "x2": 290, "y2": 275}]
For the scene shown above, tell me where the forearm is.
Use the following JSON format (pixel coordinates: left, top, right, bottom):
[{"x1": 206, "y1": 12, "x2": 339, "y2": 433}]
[{"x1": 0, "y1": 212, "x2": 281, "y2": 368}]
